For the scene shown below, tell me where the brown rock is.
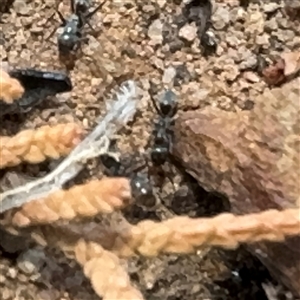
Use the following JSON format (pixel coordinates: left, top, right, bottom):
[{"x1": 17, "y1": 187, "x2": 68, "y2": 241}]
[{"x1": 173, "y1": 78, "x2": 300, "y2": 296}]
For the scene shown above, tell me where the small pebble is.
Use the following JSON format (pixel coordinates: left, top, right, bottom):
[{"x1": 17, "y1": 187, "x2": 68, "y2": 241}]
[
  {"x1": 148, "y1": 19, "x2": 163, "y2": 45},
  {"x1": 213, "y1": 6, "x2": 230, "y2": 30},
  {"x1": 17, "y1": 248, "x2": 46, "y2": 275},
  {"x1": 243, "y1": 71, "x2": 260, "y2": 83},
  {"x1": 162, "y1": 66, "x2": 176, "y2": 85},
  {"x1": 263, "y1": 3, "x2": 280, "y2": 13},
  {"x1": 179, "y1": 24, "x2": 197, "y2": 42}
]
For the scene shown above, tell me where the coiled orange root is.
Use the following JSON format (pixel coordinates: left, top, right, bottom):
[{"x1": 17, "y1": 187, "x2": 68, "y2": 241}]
[{"x1": 111, "y1": 208, "x2": 300, "y2": 257}]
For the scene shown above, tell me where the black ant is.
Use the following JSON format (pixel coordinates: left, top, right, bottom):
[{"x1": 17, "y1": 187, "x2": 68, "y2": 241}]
[
  {"x1": 49, "y1": 0, "x2": 105, "y2": 55},
  {"x1": 182, "y1": 0, "x2": 217, "y2": 55},
  {"x1": 200, "y1": 30, "x2": 217, "y2": 56},
  {"x1": 73, "y1": 0, "x2": 92, "y2": 15},
  {"x1": 99, "y1": 150, "x2": 157, "y2": 209},
  {"x1": 150, "y1": 89, "x2": 178, "y2": 166}
]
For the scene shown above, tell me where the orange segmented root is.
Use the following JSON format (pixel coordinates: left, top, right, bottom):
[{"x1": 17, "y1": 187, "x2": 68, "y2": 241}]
[
  {"x1": 11, "y1": 177, "x2": 132, "y2": 226},
  {"x1": 0, "y1": 123, "x2": 84, "y2": 169},
  {"x1": 110, "y1": 208, "x2": 300, "y2": 257},
  {"x1": 0, "y1": 69, "x2": 24, "y2": 103},
  {"x1": 75, "y1": 240, "x2": 144, "y2": 300}
]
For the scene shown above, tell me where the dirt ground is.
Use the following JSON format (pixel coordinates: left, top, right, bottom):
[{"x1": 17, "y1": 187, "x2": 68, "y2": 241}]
[{"x1": 0, "y1": 0, "x2": 299, "y2": 299}]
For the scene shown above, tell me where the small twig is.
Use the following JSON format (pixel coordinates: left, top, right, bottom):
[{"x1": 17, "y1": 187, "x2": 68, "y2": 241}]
[
  {"x1": 75, "y1": 240, "x2": 145, "y2": 300},
  {"x1": 0, "y1": 123, "x2": 84, "y2": 169},
  {"x1": 10, "y1": 177, "x2": 132, "y2": 227}
]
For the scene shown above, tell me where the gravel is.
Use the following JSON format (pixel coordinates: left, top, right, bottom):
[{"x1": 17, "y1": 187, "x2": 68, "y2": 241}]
[{"x1": 0, "y1": 0, "x2": 299, "y2": 299}]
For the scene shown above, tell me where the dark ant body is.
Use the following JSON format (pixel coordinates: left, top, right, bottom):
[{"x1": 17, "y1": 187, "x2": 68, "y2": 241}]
[
  {"x1": 182, "y1": 0, "x2": 217, "y2": 55},
  {"x1": 57, "y1": 13, "x2": 83, "y2": 55},
  {"x1": 200, "y1": 30, "x2": 217, "y2": 56},
  {"x1": 150, "y1": 89, "x2": 178, "y2": 166},
  {"x1": 99, "y1": 153, "x2": 157, "y2": 208},
  {"x1": 73, "y1": 0, "x2": 91, "y2": 15},
  {"x1": 54, "y1": 0, "x2": 105, "y2": 55}
]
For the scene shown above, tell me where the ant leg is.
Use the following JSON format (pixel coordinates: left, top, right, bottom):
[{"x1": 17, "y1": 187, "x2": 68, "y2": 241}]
[
  {"x1": 148, "y1": 82, "x2": 162, "y2": 114},
  {"x1": 149, "y1": 95, "x2": 162, "y2": 115},
  {"x1": 56, "y1": 9, "x2": 67, "y2": 25},
  {"x1": 44, "y1": 26, "x2": 59, "y2": 42},
  {"x1": 85, "y1": 20, "x2": 98, "y2": 34},
  {"x1": 86, "y1": 1, "x2": 106, "y2": 19},
  {"x1": 80, "y1": 36, "x2": 89, "y2": 43},
  {"x1": 44, "y1": 3, "x2": 66, "y2": 42},
  {"x1": 166, "y1": 171, "x2": 176, "y2": 193},
  {"x1": 83, "y1": 1, "x2": 106, "y2": 33},
  {"x1": 70, "y1": 0, "x2": 75, "y2": 13}
]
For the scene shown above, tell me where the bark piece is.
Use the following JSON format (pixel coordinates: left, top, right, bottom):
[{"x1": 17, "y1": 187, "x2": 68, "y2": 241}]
[{"x1": 172, "y1": 78, "x2": 300, "y2": 296}]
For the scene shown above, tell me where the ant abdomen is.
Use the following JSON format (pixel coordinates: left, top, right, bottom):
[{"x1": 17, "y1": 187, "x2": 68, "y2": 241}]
[{"x1": 151, "y1": 145, "x2": 169, "y2": 165}]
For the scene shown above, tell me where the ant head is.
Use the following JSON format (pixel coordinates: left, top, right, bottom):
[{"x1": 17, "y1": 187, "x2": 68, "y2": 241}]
[
  {"x1": 74, "y1": 0, "x2": 90, "y2": 15},
  {"x1": 159, "y1": 90, "x2": 177, "y2": 117}
]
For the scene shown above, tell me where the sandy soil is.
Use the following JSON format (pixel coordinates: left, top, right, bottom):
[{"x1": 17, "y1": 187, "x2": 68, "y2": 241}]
[{"x1": 0, "y1": 0, "x2": 299, "y2": 299}]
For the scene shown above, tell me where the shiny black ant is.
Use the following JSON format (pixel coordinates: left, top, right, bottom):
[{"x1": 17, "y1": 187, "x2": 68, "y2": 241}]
[
  {"x1": 73, "y1": 0, "x2": 91, "y2": 15},
  {"x1": 182, "y1": 0, "x2": 217, "y2": 55},
  {"x1": 150, "y1": 89, "x2": 178, "y2": 166},
  {"x1": 99, "y1": 151, "x2": 157, "y2": 209},
  {"x1": 49, "y1": 0, "x2": 105, "y2": 55}
]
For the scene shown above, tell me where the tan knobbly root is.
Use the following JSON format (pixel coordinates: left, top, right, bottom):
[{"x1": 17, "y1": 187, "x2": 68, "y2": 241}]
[
  {"x1": 0, "y1": 123, "x2": 84, "y2": 169},
  {"x1": 111, "y1": 208, "x2": 300, "y2": 257},
  {"x1": 11, "y1": 177, "x2": 132, "y2": 226},
  {"x1": 75, "y1": 240, "x2": 144, "y2": 300},
  {"x1": 0, "y1": 69, "x2": 24, "y2": 103}
]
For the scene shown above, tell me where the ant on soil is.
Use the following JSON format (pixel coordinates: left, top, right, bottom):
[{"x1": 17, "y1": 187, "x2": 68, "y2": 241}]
[
  {"x1": 73, "y1": 0, "x2": 92, "y2": 16},
  {"x1": 146, "y1": 86, "x2": 179, "y2": 191},
  {"x1": 150, "y1": 88, "x2": 178, "y2": 167},
  {"x1": 99, "y1": 145, "x2": 157, "y2": 209},
  {"x1": 47, "y1": 0, "x2": 105, "y2": 56},
  {"x1": 182, "y1": 0, "x2": 217, "y2": 55}
]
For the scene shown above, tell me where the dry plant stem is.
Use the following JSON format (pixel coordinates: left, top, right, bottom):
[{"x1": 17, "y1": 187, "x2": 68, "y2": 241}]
[
  {"x1": 110, "y1": 208, "x2": 300, "y2": 257},
  {"x1": 0, "y1": 123, "x2": 84, "y2": 169},
  {"x1": 0, "y1": 80, "x2": 137, "y2": 213},
  {"x1": 0, "y1": 68, "x2": 24, "y2": 103},
  {"x1": 11, "y1": 177, "x2": 132, "y2": 226},
  {"x1": 75, "y1": 240, "x2": 145, "y2": 300}
]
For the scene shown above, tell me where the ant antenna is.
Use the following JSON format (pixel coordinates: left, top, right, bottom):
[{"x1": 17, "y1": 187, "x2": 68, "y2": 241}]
[
  {"x1": 56, "y1": 9, "x2": 67, "y2": 25},
  {"x1": 83, "y1": 1, "x2": 106, "y2": 33},
  {"x1": 86, "y1": 1, "x2": 106, "y2": 19},
  {"x1": 148, "y1": 82, "x2": 161, "y2": 114}
]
